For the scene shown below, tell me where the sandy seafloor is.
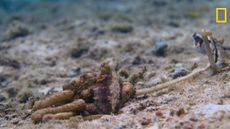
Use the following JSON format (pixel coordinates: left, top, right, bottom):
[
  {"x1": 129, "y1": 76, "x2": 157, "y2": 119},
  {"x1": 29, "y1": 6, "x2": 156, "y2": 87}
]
[{"x1": 0, "y1": 0, "x2": 230, "y2": 129}]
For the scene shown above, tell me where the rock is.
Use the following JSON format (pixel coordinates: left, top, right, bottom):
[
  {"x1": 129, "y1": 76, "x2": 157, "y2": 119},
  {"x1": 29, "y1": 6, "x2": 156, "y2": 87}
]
[
  {"x1": 90, "y1": 27, "x2": 106, "y2": 36},
  {"x1": 86, "y1": 45, "x2": 112, "y2": 61},
  {"x1": 197, "y1": 104, "x2": 230, "y2": 118},
  {"x1": 176, "y1": 108, "x2": 186, "y2": 116},
  {"x1": 155, "y1": 111, "x2": 163, "y2": 117},
  {"x1": 140, "y1": 117, "x2": 152, "y2": 125},
  {"x1": 3, "y1": 21, "x2": 30, "y2": 41},
  {"x1": 6, "y1": 87, "x2": 18, "y2": 98},
  {"x1": 70, "y1": 47, "x2": 88, "y2": 58},
  {"x1": 68, "y1": 67, "x2": 81, "y2": 77},
  {"x1": 171, "y1": 64, "x2": 189, "y2": 79},
  {"x1": 168, "y1": 21, "x2": 180, "y2": 28},
  {"x1": 0, "y1": 56, "x2": 21, "y2": 69},
  {"x1": 160, "y1": 76, "x2": 169, "y2": 83},
  {"x1": 132, "y1": 56, "x2": 146, "y2": 65},
  {"x1": 109, "y1": 23, "x2": 133, "y2": 33},
  {"x1": 118, "y1": 69, "x2": 129, "y2": 79},
  {"x1": 189, "y1": 115, "x2": 198, "y2": 122},
  {"x1": 0, "y1": 94, "x2": 6, "y2": 102},
  {"x1": 11, "y1": 118, "x2": 19, "y2": 125},
  {"x1": 161, "y1": 95, "x2": 177, "y2": 104},
  {"x1": 0, "y1": 75, "x2": 10, "y2": 87},
  {"x1": 170, "y1": 59, "x2": 179, "y2": 64},
  {"x1": 152, "y1": 40, "x2": 168, "y2": 57}
]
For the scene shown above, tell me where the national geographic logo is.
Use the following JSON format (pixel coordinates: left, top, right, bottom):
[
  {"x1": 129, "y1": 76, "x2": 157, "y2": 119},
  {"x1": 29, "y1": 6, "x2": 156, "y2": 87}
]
[{"x1": 216, "y1": 8, "x2": 227, "y2": 23}]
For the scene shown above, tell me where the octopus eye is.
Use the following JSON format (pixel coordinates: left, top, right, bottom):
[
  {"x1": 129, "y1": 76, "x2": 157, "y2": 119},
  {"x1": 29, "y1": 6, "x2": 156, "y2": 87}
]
[{"x1": 192, "y1": 33, "x2": 203, "y2": 48}]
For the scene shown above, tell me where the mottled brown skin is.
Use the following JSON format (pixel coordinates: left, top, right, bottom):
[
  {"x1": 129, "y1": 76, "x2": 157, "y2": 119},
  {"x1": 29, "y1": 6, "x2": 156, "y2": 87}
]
[
  {"x1": 33, "y1": 90, "x2": 75, "y2": 110},
  {"x1": 31, "y1": 63, "x2": 135, "y2": 122},
  {"x1": 32, "y1": 99, "x2": 86, "y2": 123}
]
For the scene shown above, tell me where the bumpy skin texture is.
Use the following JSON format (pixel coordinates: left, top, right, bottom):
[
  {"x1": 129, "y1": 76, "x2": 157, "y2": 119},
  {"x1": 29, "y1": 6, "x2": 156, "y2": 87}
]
[
  {"x1": 42, "y1": 112, "x2": 75, "y2": 121},
  {"x1": 93, "y1": 72, "x2": 122, "y2": 114},
  {"x1": 31, "y1": 63, "x2": 135, "y2": 122},
  {"x1": 93, "y1": 74, "x2": 113, "y2": 114},
  {"x1": 32, "y1": 99, "x2": 86, "y2": 122},
  {"x1": 33, "y1": 90, "x2": 75, "y2": 110}
]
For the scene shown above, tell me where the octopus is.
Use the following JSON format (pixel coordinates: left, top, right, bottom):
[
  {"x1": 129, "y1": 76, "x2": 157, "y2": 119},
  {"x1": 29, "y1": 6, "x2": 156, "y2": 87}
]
[{"x1": 31, "y1": 63, "x2": 135, "y2": 122}]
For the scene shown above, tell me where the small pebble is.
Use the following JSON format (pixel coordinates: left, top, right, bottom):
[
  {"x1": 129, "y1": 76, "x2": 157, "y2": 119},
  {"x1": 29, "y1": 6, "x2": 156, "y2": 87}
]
[
  {"x1": 132, "y1": 56, "x2": 146, "y2": 65},
  {"x1": 152, "y1": 39, "x2": 168, "y2": 57},
  {"x1": 6, "y1": 87, "x2": 17, "y2": 98},
  {"x1": 113, "y1": 124, "x2": 126, "y2": 129},
  {"x1": 0, "y1": 94, "x2": 6, "y2": 102},
  {"x1": 161, "y1": 96, "x2": 177, "y2": 104},
  {"x1": 176, "y1": 108, "x2": 186, "y2": 116},
  {"x1": 110, "y1": 23, "x2": 133, "y2": 33},
  {"x1": 168, "y1": 21, "x2": 180, "y2": 28},
  {"x1": 155, "y1": 111, "x2": 163, "y2": 117},
  {"x1": 171, "y1": 64, "x2": 189, "y2": 79},
  {"x1": 118, "y1": 69, "x2": 129, "y2": 79},
  {"x1": 170, "y1": 59, "x2": 179, "y2": 64},
  {"x1": 140, "y1": 118, "x2": 152, "y2": 125},
  {"x1": 189, "y1": 114, "x2": 198, "y2": 122},
  {"x1": 68, "y1": 67, "x2": 81, "y2": 77},
  {"x1": 11, "y1": 118, "x2": 19, "y2": 125},
  {"x1": 70, "y1": 48, "x2": 88, "y2": 58}
]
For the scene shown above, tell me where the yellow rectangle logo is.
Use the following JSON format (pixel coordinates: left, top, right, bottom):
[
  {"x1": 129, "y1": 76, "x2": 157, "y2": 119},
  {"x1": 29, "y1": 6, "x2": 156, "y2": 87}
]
[{"x1": 216, "y1": 8, "x2": 227, "y2": 23}]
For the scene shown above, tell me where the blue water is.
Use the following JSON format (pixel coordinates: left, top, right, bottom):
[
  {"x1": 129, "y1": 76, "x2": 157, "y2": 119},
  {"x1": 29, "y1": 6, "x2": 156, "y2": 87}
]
[{"x1": 0, "y1": 0, "x2": 80, "y2": 12}]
